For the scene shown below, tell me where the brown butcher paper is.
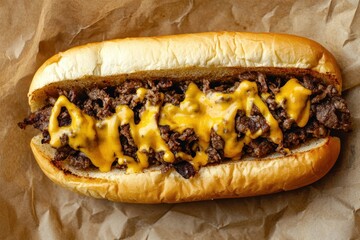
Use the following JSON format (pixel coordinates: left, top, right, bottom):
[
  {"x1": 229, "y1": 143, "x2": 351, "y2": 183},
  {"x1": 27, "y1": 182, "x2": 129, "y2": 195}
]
[{"x1": 1, "y1": 0, "x2": 359, "y2": 239}]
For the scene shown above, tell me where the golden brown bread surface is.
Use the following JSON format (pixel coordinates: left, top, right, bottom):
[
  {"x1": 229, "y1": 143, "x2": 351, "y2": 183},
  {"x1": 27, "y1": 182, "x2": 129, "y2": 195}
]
[
  {"x1": 26, "y1": 32, "x2": 344, "y2": 203},
  {"x1": 28, "y1": 32, "x2": 342, "y2": 111},
  {"x1": 31, "y1": 135, "x2": 340, "y2": 203}
]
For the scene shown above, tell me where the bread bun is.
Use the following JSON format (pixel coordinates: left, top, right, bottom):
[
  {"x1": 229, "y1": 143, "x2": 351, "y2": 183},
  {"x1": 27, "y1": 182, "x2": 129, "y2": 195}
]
[
  {"x1": 31, "y1": 135, "x2": 339, "y2": 203},
  {"x1": 25, "y1": 32, "x2": 345, "y2": 203},
  {"x1": 28, "y1": 32, "x2": 342, "y2": 111}
]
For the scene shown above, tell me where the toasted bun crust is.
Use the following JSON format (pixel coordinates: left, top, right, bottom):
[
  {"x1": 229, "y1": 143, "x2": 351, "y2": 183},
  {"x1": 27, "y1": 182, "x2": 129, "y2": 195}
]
[
  {"x1": 26, "y1": 32, "x2": 343, "y2": 203},
  {"x1": 30, "y1": 135, "x2": 340, "y2": 203},
  {"x1": 28, "y1": 32, "x2": 342, "y2": 111}
]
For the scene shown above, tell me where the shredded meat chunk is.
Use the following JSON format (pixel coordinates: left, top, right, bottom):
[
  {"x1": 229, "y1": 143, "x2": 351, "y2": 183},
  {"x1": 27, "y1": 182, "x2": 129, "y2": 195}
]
[
  {"x1": 173, "y1": 161, "x2": 196, "y2": 179},
  {"x1": 18, "y1": 72, "x2": 351, "y2": 178},
  {"x1": 206, "y1": 129, "x2": 225, "y2": 163}
]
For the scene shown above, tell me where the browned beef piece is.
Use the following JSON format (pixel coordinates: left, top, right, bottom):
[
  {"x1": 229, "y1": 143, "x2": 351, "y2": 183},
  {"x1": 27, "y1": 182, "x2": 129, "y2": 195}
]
[
  {"x1": 53, "y1": 145, "x2": 76, "y2": 161},
  {"x1": 173, "y1": 161, "x2": 195, "y2": 179},
  {"x1": 64, "y1": 88, "x2": 87, "y2": 106},
  {"x1": 203, "y1": 78, "x2": 236, "y2": 93},
  {"x1": 159, "y1": 125, "x2": 181, "y2": 153},
  {"x1": 311, "y1": 84, "x2": 334, "y2": 104},
  {"x1": 159, "y1": 126, "x2": 198, "y2": 157},
  {"x1": 315, "y1": 96, "x2": 351, "y2": 131},
  {"x1": 206, "y1": 129, "x2": 225, "y2": 163},
  {"x1": 302, "y1": 75, "x2": 316, "y2": 90},
  {"x1": 265, "y1": 96, "x2": 277, "y2": 111},
  {"x1": 209, "y1": 129, "x2": 224, "y2": 150},
  {"x1": 68, "y1": 152, "x2": 92, "y2": 170},
  {"x1": 119, "y1": 124, "x2": 138, "y2": 157},
  {"x1": 206, "y1": 148, "x2": 222, "y2": 163},
  {"x1": 283, "y1": 128, "x2": 307, "y2": 148},
  {"x1": 305, "y1": 121, "x2": 328, "y2": 138},
  {"x1": 275, "y1": 107, "x2": 295, "y2": 130},
  {"x1": 116, "y1": 80, "x2": 146, "y2": 94},
  {"x1": 113, "y1": 94, "x2": 133, "y2": 106},
  {"x1": 41, "y1": 130, "x2": 50, "y2": 144},
  {"x1": 58, "y1": 107, "x2": 71, "y2": 127},
  {"x1": 268, "y1": 77, "x2": 281, "y2": 95},
  {"x1": 161, "y1": 80, "x2": 187, "y2": 105},
  {"x1": 52, "y1": 134, "x2": 93, "y2": 170},
  {"x1": 146, "y1": 89, "x2": 163, "y2": 106},
  {"x1": 157, "y1": 79, "x2": 173, "y2": 90},
  {"x1": 235, "y1": 106, "x2": 270, "y2": 136},
  {"x1": 132, "y1": 103, "x2": 146, "y2": 124},
  {"x1": 163, "y1": 92, "x2": 184, "y2": 105},
  {"x1": 141, "y1": 148, "x2": 164, "y2": 166},
  {"x1": 245, "y1": 139, "x2": 276, "y2": 158},
  {"x1": 256, "y1": 72, "x2": 268, "y2": 93},
  {"x1": 84, "y1": 88, "x2": 113, "y2": 118},
  {"x1": 18, "y1": 106, "x2": 52, "y2": 131}
]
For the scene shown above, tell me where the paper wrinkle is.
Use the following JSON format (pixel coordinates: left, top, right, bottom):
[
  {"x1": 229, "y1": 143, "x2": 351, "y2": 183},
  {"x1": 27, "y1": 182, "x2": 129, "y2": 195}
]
[
  {"x1": 261, "y1": 6, "x2": 279, "y2": 32},
  {"x1": 349, "y1": 4, "x2": 360, "y2": 34},
  {"x1": 173, "y1": 0, "x2": 194, "y2": 27},
  {"x1": 325, "y1": 0, "x2": 336, "y2": 23},
  {"x1": 2, "y1": 0, "x2": 360, "y2": 239},
  {"x1": 327, "y1": 190, "x2": 357, "y2": 211},
  {"x1": 30, "y1": 183, "x2": 40, "y2": 226},
  {"x1": 342, "y1": 14, "x2": 360, "y2": 47},
  {"x1": 68, "y1": 12, "x2": 116, "y2": 46},
  {"x1": 38, "y1": 208, "x2": 63, "y2": 240},
  {"x1": 5, "y1": 32, "x2": 34, "y2": 60},
  {"x1": 263, "y1": 205, "x2": 289, "y2": 238},
  {"x1": 0, "y1": 195, "x2": 14, "y2": 238}
]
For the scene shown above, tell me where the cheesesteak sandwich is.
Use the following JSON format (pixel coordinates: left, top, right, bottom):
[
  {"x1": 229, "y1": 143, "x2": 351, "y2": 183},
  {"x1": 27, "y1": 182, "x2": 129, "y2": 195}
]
[{"x1": 19, "y1": 32, "x2": 351, "y2": 203}]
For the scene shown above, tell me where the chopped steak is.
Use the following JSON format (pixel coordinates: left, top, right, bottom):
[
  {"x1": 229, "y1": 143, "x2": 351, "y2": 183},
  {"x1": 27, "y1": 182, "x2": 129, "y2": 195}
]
[
  {"x1": 116, "y1": 80, "x2": 145, "y2": 94},
  {"x1": 206, "y1": 129, "x2": 225, "y2": 163},
  {"x1": 18, "y1": 106, "x2": 52, "y2": 131},
  {"x1": 173, "y1": 161, "x2": 196, "y2": 179},
  {"x1": 283, "y1": 128, "x2": 307, "y2": 148},
  {"x1": 85, "y1": 88, "x2": 113, "y2": 118},
  {"x1": 256, "y1": 72, "x2": 268, "y2": 93},
  {"x1": 119, "y1": 124, "x2": 138, "y2": 157},
  {"x1": 245, "y1": 139, "x2": 276, "y2": 158},
  {"x1": 68, "y1": 152, "x2": 92, "y2": 170},
  {"x1": 316, "y1": 96, "x2": 351, "y2": 131},
  {"x1": 305, "y1": 120, "x2": 328, "y2": 138},
  {"x1": 143, "y1": 148, "x2": 164, "y2": 166},
  {"x1": 235, "y1": 106, "x2": 270, "y2": 136},
  {"x1": 19, "y1": 72, "x2": 351, "y2": 178},
  {"x1": 54, "y1": 145, "x2": 76, "y2": 161},
  {"x1": 41, "y1": 130, "x2": 50, "y2": 144},
  {"x1": 268, "y1": 77, "x2": 281, "y2": 95},
  {"x1": 146, "y1": 89, "x2": 163, "y2": 106},
  {"x1": 159, "y1": 126, "x2": 198, "y2": 157},
  {"x1": 58, "y1": 107, "x2": 71, "y2": 127}
]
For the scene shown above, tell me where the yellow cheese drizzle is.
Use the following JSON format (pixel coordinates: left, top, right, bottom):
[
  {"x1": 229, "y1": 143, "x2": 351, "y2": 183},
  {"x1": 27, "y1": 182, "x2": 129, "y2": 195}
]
[
  {"x1": 48, "y1": 78, "x2": 310, "y2": 173},
  {"x1": 275, "y1": 78, "x2": 312, "y2": 127},
  {"x1": 49, "y1": 89, "x2": 174, "y2": 173},
  {"x1": 160, "y1": 80, "x2": 282, "y2": 169}
]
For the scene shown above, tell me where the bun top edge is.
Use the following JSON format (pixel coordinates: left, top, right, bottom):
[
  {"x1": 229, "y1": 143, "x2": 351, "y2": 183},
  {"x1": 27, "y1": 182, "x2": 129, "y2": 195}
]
[{"x1": 28, "y1": 31, "x2": 342, "y2": 100}]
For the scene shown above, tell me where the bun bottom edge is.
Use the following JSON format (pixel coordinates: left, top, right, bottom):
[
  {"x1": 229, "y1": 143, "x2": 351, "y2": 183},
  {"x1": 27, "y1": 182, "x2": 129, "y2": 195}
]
[{"x1": 30, "y1": 136, "x2": 340, "y2": 203}]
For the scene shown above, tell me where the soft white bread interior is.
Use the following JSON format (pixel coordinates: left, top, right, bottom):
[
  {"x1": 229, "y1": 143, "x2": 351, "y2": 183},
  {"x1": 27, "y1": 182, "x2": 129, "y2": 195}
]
[
  {"x1": 31, "y1": 135, "x2": 340, "y2": 203},
  {"x1": 28, "y1": 32, "x2": 342, "y2": 111}
]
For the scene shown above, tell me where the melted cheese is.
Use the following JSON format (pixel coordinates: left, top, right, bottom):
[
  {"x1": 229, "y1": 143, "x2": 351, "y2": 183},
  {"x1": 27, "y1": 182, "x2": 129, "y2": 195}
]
[
  {"x1": 49, "y1": 90, "x2": 174, "y2": 173},
  {"x1": 275, "y1": 78, "x2": 312, "y2": 127},
  {"x1": 48, "y1": 79, "x2": 311, "y2": 173},
  {"x1": 160, "y1": 80, "x2": 282, "y2": 169}
]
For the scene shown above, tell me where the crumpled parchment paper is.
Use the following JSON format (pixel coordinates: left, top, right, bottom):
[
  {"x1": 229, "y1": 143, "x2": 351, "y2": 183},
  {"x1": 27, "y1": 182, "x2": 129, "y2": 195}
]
[{"x1": 1, "y1": 0, "x2": 359, "y2": 239}]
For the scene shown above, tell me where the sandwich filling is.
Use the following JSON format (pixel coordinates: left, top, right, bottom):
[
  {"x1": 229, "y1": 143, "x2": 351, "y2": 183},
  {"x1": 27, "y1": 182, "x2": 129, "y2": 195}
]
[{"x1": 19, "y1": 72, "x2": 351, "y2": 178}]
